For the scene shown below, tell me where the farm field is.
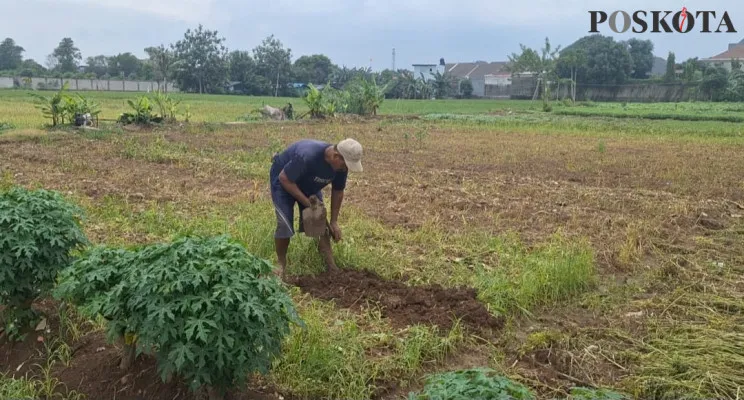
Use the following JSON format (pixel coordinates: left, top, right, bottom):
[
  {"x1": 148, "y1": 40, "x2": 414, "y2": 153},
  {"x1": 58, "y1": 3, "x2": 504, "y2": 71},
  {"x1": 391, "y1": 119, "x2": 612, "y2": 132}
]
[
  {"x1": 0, "y1": 89, "x2": 537, "y2": 129},
  {"x1": 1, "y1": 92, "x2": 744, "y2": 400},
  {"x1": 4, "y1": 88, "x2": 744, "y2": 129}
]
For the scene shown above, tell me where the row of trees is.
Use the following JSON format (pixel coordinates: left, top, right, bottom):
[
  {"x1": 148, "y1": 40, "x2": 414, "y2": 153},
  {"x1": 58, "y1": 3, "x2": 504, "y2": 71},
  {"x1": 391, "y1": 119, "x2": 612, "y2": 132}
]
[
  {"x1": 0, "y1": 29, "x2": 459, "y2": 99},
  {"x1": 504, "y1": 34, "x2": 742, "y2": 102},
  {"x1": 8, "y1": 30, "x2": 726, "y2": 100},
  {"x1": 506, "y1": 35, "x2": 657, "y2": 91},
  {"x1": 673, "y1": 58, "x2": 744, "y2": 101}
]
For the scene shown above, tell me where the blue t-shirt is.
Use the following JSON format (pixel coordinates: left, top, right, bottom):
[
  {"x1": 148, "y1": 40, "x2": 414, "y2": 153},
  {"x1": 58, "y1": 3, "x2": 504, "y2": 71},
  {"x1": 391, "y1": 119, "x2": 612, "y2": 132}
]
[{"x1": 271, "y1": 139, "x2": 348, "y2": 195}]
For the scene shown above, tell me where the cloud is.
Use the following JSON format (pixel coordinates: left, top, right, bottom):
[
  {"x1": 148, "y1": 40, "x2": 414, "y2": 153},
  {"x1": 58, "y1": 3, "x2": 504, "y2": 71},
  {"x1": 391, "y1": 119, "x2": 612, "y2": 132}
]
[
  {"x1": 2, "y1": 0, "x2": 743, "y2": 69},
  {"x1": 54, "y1": 0, "x2": 216, "y2": 22}
]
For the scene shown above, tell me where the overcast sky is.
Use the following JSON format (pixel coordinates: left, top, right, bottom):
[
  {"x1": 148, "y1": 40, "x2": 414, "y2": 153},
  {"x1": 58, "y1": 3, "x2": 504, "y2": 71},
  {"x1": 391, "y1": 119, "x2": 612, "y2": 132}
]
[{"x1": 2, "y1": 0, "x2": 742, "y2": 70}]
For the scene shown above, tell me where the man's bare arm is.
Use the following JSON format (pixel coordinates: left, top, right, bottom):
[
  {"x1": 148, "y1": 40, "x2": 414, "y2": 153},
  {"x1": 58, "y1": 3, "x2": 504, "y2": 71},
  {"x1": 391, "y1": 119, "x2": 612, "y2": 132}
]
[
  {"x1": 330, "y1": 190, "x2": 343, "y2": 223},
  {"x1": 279, "y1": 170, "x2": 312, "y2": 207}
]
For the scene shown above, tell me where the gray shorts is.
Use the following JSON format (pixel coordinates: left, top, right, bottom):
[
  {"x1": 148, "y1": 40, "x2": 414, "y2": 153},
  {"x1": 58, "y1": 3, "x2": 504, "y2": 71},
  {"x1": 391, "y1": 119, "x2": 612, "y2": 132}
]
[{"x1": 270, "y1": 183, "x2": 323, "y2": 239}]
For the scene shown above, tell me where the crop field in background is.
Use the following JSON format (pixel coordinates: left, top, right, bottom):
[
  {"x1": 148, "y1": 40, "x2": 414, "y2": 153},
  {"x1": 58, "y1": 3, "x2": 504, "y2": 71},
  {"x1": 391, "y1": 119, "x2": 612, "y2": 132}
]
[
  {"x1": 1, "y1": 88, "x2": 743, "y2": 400},
  {"x1": 3, "y1": 89, "x2": 744, "y2": 130},
  {"x1": 0, "y1": 89, "x2": 538, "y2": 129}
]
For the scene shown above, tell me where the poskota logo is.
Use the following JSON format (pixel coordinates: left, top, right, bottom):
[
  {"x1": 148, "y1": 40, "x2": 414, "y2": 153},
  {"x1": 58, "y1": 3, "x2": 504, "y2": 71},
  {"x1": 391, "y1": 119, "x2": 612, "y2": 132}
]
[{"x1": 589, "y1": 8, "x2": 737, "y2": 33}]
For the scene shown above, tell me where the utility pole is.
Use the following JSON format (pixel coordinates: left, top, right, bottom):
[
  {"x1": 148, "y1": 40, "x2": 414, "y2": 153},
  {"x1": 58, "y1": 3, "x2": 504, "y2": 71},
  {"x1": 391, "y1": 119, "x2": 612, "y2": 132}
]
[
  {"x1": 275, "y1": 69, "x2": 279, "y2": 97},
  {"x1": 392, "y1": 48, "x2": 396, "y2": 71}
]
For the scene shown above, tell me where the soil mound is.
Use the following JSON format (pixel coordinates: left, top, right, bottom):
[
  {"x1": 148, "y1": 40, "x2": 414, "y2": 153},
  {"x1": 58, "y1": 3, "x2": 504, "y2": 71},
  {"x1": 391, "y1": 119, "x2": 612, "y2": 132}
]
[{"x1": 290, "y1": 268, "x2": 503, "y2": 333}]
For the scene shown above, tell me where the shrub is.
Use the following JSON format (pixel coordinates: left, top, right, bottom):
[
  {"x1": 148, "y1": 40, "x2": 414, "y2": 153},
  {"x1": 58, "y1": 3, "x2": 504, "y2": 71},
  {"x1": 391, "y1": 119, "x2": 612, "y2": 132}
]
[
  {"x1": 54, "y1": 235, "x2": 303, "y2": 399},
  {"x1": 0, "y1": 121, "x2": 15, "y2": 132},
  {"x1": 0, "y1": 187, "x2": 88, "y2": 340},
  {"x1": 407, "y1": 368, "x2": 535, "y2": 400}
]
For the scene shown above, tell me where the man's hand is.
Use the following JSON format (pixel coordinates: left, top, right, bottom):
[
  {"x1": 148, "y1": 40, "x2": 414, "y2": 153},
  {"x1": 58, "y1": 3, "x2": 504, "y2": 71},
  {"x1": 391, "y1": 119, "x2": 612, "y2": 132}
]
[{"x1": 329, "y1": 221, "x2": 342, "y2": 242}]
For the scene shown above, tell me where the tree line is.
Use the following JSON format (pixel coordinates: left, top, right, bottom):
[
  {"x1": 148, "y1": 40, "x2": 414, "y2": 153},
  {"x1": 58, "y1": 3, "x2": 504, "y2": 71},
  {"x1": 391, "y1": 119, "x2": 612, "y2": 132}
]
[
  {"x1": 0, "y1": 27, "x2": 465, "y2": 99},
  {"x1": 506, "y1": 34, "x2": 744, "y2": 101},
  {"x1": 3, "y1": 29, "x2": 737, "y2": 100}
]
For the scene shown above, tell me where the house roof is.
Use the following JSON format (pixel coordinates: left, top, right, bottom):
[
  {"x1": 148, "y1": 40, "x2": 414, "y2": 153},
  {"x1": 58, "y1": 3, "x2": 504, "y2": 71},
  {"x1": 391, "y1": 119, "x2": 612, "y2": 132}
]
[
  {"x1": 444, "y1": 62, "x2": 509, "y2": 79},
  {"x1": 708, "y1": 44, "x2": 744, "y2": 60},
  {"x1": 728, "y1": 38, "x2": 744, "y2": 50}
]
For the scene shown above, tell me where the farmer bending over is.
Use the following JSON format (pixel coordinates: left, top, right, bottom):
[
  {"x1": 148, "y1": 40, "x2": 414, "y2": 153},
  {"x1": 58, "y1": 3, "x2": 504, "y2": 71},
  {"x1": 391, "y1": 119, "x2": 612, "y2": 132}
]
[{"x1": 269, "y1": 138, "x2": 363, "y2": 278}]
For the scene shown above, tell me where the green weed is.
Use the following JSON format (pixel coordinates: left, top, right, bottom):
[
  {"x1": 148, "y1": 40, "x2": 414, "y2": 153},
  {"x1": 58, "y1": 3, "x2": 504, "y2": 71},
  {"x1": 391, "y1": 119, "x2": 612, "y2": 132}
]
[
  {"x1": 0, "y1": 121, "x2": 15, "y2": 132},
  {"x1": 269, "y1": 294, "x2": 464, "y2": 399}
]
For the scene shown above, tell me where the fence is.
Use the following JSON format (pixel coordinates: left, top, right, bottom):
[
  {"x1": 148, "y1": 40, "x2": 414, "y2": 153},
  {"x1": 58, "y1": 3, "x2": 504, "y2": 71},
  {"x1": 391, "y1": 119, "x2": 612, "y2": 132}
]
[
  {"x1": 503, "y1": 76, "x2": 702, "y2": 102},
  {"x1": 0, "y1": 76, "x2": 179, "y2": 92},
  {"x1": 573, "y1": 83, "x2": 700, "y2": 102}
]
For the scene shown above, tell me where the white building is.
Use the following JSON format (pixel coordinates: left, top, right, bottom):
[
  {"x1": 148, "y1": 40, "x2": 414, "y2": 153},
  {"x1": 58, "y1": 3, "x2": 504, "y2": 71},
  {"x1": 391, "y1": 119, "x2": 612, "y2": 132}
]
[
  {"x1": 445, "y1": 61, "x2": 509, "y2": 97},
  {"x1": 410, "y1": 59, "x2": 512, "y2": 97},
  {"x1": 412, "y1": 58, "x2": 446, "y2": 81}
]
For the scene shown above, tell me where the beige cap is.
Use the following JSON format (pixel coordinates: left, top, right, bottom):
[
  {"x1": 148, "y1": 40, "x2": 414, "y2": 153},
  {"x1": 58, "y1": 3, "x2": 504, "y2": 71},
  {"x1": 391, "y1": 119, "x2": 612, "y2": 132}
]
[{"x1": 337, "y1": 138, "x2": 363, "y2": 172}]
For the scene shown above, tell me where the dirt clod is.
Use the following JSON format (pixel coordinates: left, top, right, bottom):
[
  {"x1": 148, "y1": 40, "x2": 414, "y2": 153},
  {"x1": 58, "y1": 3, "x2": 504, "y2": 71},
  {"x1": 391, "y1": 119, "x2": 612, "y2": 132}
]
[
  {"x1": 290, "y1": 268, "x2": 504, "y2": 333},
  {"x1": 698, "y1": 217, "x2": 725, "y2": 230}
]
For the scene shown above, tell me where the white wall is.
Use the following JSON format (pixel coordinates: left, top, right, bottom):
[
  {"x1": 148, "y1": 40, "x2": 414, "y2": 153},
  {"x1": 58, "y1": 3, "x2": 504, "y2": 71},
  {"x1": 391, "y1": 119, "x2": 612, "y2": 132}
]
[
  {"x1": 0, "y1": 76, "x2": 179, "y2": 92},
  {"x1": 470, "y1": 78, "x2": 485, "y2": 97},
  {"x1": 413, "y1": 65, "x2": 437, "y2": 81},
  {"x1": 485, "y1": 74, "x2": 511, "y2": 86}
]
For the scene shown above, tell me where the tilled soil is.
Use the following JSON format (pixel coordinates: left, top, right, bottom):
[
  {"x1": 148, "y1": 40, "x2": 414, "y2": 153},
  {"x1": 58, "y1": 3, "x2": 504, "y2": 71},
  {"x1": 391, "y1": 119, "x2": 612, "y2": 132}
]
[
  {"x1": 290, "y1": 268, "x2": 504, "y2": 333},
  {"x1": 52, "y1": 334, "x2": 286, "y2": 400}
]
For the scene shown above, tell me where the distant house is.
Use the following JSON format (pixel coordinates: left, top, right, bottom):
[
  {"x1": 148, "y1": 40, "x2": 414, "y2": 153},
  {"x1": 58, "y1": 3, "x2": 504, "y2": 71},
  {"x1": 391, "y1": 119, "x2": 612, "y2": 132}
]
[
  {"x1": 444, "y1": 61, "x2": 510, "y2": 97},
  {"x1": 413, "y1": 58, "x2": 445, "y2": 82},
  {"x1": 702, "y1": 38, "x2": 744, "y2": 71}
]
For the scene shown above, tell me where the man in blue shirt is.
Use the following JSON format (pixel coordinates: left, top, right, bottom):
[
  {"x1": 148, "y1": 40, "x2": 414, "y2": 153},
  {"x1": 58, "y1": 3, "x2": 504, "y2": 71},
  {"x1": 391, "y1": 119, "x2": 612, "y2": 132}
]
[{"x1": 269, "y1": 138, "x2": 363, "y2": 278}]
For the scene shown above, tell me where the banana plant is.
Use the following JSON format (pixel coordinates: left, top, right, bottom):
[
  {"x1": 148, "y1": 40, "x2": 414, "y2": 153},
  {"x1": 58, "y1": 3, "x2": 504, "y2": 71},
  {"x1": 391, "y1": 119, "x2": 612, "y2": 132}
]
[
  {"x1": 121, "y1": 95, "x2": 155, "y2": 124},
  {"x1": 352, "y1": 77, "x2": 388, "y2": 116},
  {"x1": 62, "y1": 94, "x2": 102, "y2": 126},
  {"x1": 302, "y1": 83, "x2": 325, "y2": 118},
  {"x1": 152, "y1": 90, "x2": 182, "y2": 123},
  {"x1": 28, "y1": 82, "x2": 70, "y2": 127}
]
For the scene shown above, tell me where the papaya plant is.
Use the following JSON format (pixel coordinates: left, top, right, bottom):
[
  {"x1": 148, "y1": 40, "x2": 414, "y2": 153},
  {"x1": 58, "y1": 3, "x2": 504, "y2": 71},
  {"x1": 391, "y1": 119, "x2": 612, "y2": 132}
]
[
  {"x1": 54, "y1": 235, "x2": 304, "y2": 400},
  {"x1": 0, "y1": 187, "x2": 88, "y2": 341},
  {"x1": 407, "y1": 368, "x2": 535, "y2": 400}
]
